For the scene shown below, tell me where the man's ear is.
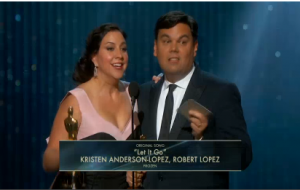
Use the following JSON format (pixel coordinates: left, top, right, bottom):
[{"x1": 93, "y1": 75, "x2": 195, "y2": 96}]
[
  {"x1": 154, "y1": 40, "x2": 157, "y2": 57},
  {"x1": 193, "y1": 40, "x2": 198, "y2": 57}
]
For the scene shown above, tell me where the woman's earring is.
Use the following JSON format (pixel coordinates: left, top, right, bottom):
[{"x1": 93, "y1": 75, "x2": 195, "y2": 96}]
[{"x1": 94, "y1": 66, "x2": 98, "y2": 77}]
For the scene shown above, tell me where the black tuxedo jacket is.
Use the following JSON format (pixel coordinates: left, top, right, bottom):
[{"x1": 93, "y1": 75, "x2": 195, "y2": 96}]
[{"x1": 137, "y1": 65, "x2": 252, "y2": 189}]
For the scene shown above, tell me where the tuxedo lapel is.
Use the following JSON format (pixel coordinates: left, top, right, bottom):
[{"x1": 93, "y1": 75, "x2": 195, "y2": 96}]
[
  {"x1": 169, "y1": 66, "x2": 207, "y2": 139},
  {"x1": 146, "y1": 78, "x2": 164, "y2": 140}
]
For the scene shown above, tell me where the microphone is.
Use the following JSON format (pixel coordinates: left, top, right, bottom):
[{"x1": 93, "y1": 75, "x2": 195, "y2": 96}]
[
  {"x1": 128, "y1": 81, "x2": 139, "y2": 140},
  {"x1": 128, "y1": 82, "x2": 140, "y2": 189},
  {"x1": 129, "y1": 81, "x2": 140, "y2": 108}
]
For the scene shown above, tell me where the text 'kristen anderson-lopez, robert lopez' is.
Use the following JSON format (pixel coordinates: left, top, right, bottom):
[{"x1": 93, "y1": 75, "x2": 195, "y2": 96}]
[{"x1": 80, "y1": 156, "x2": 220, "y2": 164}]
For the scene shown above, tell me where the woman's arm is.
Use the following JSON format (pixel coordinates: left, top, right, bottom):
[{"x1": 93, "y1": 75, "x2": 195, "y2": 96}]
[{"x1": 43, "y1": 94, "x2": 82, "y2": 172}]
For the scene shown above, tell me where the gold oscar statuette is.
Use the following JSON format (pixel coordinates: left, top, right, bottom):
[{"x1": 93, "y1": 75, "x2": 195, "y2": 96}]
[
  {"x1": 128, "y1": 134, "x2": 147, "y2": 189},
  {"x1": 51, "y1": 106, "x2": 86, "y2": 189},
  {"x1": 65, "y1": 106, "x2": 79, "y2": 141},
  {"x1": 139, "y1": 134, "x2": 146, "y2": 140}
]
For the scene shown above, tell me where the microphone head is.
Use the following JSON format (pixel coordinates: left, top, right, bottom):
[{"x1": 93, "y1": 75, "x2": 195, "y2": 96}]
[{"x1": 129, "y1": 81, "x2": 140, "y2": 99}]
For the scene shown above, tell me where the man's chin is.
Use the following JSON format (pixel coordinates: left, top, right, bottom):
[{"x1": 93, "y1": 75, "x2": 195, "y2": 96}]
[
  {"x1": 163, "y1": 71, "x2": 185, "y2": 82},
  {"x1": 164, "y1": 69, "x2": 182, "y2": 76}
]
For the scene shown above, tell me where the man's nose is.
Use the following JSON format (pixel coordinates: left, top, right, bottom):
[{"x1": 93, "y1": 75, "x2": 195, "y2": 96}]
[{"x1": 170, "y1": 41, "x2": 179, "y2": 52}]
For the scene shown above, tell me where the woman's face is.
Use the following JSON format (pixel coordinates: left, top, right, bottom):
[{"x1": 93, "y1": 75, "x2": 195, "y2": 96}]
[{"x1": 92, "y1": 31, "x2": 128, "y2": 80}]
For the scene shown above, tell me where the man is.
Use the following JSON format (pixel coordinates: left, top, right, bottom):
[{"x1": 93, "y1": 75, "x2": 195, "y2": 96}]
[{"x1": 127, "y1": 11, "x2": 252, "y2": 189}]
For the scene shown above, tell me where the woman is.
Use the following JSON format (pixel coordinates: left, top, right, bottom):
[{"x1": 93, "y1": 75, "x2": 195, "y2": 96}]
[{"x1": 43, "y1": 24, "x2": 145, "y2": 189}]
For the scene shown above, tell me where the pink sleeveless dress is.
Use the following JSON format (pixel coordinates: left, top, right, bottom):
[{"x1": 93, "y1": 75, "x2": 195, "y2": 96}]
[
  {"x1": 46, "y1": 81, "x2": 138, "y2": 189},
  {"x1": 46, "y1": 81, "x2": 139, "y2": 142}
]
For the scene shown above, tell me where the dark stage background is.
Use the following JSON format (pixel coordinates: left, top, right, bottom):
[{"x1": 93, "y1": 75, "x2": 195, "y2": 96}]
[{"x1": 0, "y1": 2, "x2": 299, "y2": 189}]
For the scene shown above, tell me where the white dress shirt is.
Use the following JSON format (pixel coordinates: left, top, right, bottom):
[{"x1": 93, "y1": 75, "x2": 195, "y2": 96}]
[{"x1": 156, "y1": 66, "x2": 195, "y2": 139}]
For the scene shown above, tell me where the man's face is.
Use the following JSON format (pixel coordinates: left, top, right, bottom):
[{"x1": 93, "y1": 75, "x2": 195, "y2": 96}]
[{"x1": 154, "y1": 23, "x2": 198, "y2": 82}]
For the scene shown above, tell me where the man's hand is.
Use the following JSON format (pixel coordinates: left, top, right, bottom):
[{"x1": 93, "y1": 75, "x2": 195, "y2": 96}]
[
  {"x1": 152, "y1": 73, "x2": 164, "y2": 83},
  {"x1": 188, "y1": 110, "x2": 209, "y2": 140},
  {"x1": 126, "y1": 171, "x2": 147, "y2": 187}
]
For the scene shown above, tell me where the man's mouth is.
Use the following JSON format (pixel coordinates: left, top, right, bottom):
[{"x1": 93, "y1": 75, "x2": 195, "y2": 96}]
[{"x1": 168, "y1": 57, "x2": 180, "y2": 62}]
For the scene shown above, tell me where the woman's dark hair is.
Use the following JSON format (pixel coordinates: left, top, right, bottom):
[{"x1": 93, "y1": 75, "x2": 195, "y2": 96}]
[
  {"x1": 72, "y1": 23, "x2": 127, "y2": 84},
  {"x1": 154, "y1": 11, "x2": 198, "y2": 42}
]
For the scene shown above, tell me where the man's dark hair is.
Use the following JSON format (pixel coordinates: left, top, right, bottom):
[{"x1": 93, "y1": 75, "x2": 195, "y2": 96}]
[{"x1": 154, "y1": 11, "x2": 198, "y2": 42}]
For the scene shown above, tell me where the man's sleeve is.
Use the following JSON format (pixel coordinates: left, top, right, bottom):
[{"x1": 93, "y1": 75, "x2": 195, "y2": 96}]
[
  {"x1": 214, "y1": 83, "x2": 253, "y2": 170},
  {"x1": 137, "y1": 82, "x2": 152, "y2": 127}
]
